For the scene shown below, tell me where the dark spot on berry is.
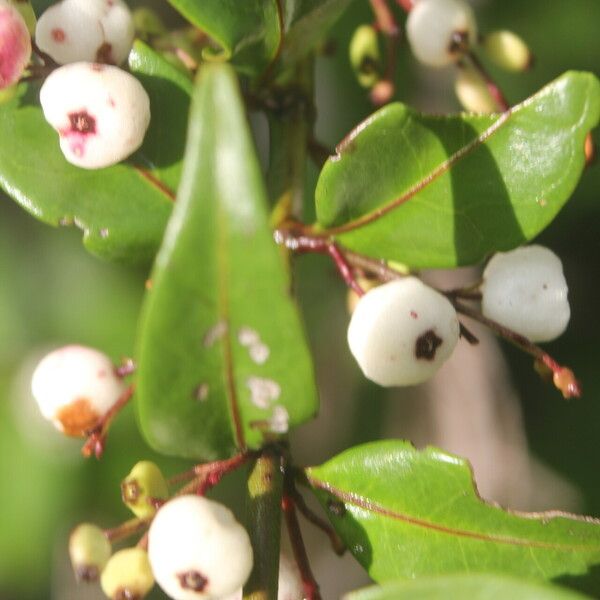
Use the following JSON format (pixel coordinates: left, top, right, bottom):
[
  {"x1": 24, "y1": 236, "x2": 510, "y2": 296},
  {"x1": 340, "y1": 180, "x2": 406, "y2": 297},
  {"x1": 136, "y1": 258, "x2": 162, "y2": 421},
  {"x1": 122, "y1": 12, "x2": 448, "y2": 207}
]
[
  {"x1": 96, "y1": 42, "x2": 115, "y2": 64},
  {"x1": 97, "y1": 369, "x2": 107, "y2": 378},
  {"x1": 90, "y1": 63, "x2": 105, "y2": 72},
  {"x1": 448, "y1": 30, "x2": 470, "y2": 54},
  {"x1": 410, "y1": 310, "x2": 418, "y2": 319},
  {"x1": 115, "y1": 588, "x2": 141, "y2": 600},
  {"x1": 69, "y1": 111, "x2": 96, "y2": 135},
  {"x1": 75, "y1": 565, "x2": 100, "y2": 582},
  {"x1": 327, "y1": 499, "x2": 346, "y2": 517},
  {"x1": 178, "y1": 570, "x2": 208, "y2": 592},
  {"x1": 121, "y1": 479, "x2": 141, "y2": 504},
  {"x1": 108, "y1": 96, "x2": 116, "y2": 108},
  {"x1": 51, "y1": 28, "x2": 66, "y2": 43},
  {"x1": 542, "y1": 283, "x2": 548, "y2": 290},
  {"x1": 415, "y1": 329, "x2": 443, "y2": 361}
]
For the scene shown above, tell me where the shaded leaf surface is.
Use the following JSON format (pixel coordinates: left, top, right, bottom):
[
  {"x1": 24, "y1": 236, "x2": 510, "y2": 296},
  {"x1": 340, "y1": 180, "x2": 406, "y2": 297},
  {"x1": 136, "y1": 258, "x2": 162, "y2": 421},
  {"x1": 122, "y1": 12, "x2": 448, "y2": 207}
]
[
  {"x1": 167, "y1": 0, "x2": 281, "y2": 77},
  {"x1": 307, "y1": 441, "x2": 600, "y2": 583},
  {"x1": 346, "y1": 575, "x2": 591, "y2": 600},
  {"x1": 0, "y1": 42, "x2": 189, "y2": 262},
  {"x1": 315, "y1": 72, "x2": 600, "y2": 268},
  {"x1": 136, "y1": 64, "x2": 318, "y2": 460}
]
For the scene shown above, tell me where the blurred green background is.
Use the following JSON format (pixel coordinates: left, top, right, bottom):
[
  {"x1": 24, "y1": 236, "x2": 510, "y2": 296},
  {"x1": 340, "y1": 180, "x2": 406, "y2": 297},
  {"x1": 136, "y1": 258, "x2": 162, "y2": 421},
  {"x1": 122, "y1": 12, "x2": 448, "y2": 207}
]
[{"x1": 1, "y1": 0, "x2": 599, "y2": 598}]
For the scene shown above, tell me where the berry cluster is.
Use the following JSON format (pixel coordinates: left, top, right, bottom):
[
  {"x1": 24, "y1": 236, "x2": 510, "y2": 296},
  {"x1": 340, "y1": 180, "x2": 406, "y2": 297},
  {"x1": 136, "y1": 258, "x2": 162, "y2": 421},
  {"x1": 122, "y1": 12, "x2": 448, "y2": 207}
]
[
  {"x1": 0, "y1": 0, "x2": 150, "y2": 169},
  {"x1": 347, "y1": 245, "x2": 571, "y2": 387}
]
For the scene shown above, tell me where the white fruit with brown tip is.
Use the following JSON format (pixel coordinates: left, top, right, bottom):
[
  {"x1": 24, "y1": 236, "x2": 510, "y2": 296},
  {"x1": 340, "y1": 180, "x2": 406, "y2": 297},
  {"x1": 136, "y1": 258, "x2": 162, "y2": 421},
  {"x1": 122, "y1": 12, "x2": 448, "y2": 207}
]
[
  {"x1": 406, "y1": 0, "x2": 477, "y2": 67},
  {"x1": 348, "y1": 277, "x2": 460, "y2": 386},
  {"x1": 35, "y1": 0, "x2": 134, "y2": 65},
  {"x1": 148, "y1": 495, "x2": 253, "y2": 600},
  {"x1": 40, "y1": 62, "x2": 150, "y2": 169},
  {"x1": 31, "y1": 344, "x2": 125, "y2": 436},
  {"x1": 481, "y1": 245, "x2": 570, "y2": 342}
]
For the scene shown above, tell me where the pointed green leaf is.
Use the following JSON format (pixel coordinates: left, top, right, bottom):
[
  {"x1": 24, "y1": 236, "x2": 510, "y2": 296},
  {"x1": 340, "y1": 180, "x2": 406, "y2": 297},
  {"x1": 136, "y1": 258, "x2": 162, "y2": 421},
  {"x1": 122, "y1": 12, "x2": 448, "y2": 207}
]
[
  {"x1": 136, "y1": 63, "x2": 318, "y2": 460},
  {"x1": 0, "y1": 42, "x2": 190, "y2": 262},
  {"x1": 315, "y1": 72, "x2": 600, "y2": 268},
  {"x1": 278, "y1": 0, "x2": 356, "y2": 68},
  {"x1": 306, "y1": 441, "x2": 600, "y2": 583},
  {"x1": 346, "y1": 575, "x2": 591, "y2": 600},
  {"x1": 167, "y1": 0, "x2": 281, "y2": 77}
]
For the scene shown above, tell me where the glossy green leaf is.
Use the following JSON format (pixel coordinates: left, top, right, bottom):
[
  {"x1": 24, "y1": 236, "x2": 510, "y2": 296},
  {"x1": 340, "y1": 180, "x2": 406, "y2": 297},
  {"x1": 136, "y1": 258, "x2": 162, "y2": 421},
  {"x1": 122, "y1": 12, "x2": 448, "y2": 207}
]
[
  {"x1": 136, "y1": 63, "x2": 318, "y2": 460},
  {"x1": 279, "y1": 0, "x2": 356, "y2": 68},
  {"x1": 346, "y1": 575, "x2": 591, "y2": 600},
  {"x1": 306, "y1": 440, "x2": 600, "y2": 583},
  {"x1": 315, "y1": 71, "x2": 600, "y2": 268},
  {"x1": 0, "y1": 42, "x2": 191, "y2": 262},
  {"x1": 167, "y1": 0, "x2": 281, "y2": 77}
]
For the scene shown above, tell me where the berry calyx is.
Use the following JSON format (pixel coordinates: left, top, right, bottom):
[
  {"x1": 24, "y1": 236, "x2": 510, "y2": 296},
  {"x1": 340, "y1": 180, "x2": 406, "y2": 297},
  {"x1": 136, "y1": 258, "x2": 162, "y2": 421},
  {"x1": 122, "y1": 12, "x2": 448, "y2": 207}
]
[
  {"x1": 100, "y1": 548, "x2": 154, "y2": 600},
  {"x1": 406, "y1": 0, "x2": 477, "y2": 68},
  {"x1": 0, "y1": 0, "x2": 31, "y2": 90},
  {"x1": 349, "y1": 24, "x2": 382, "y2": 89},
  {"x1": 121, "y1": 461, "x2": 169, "y2": 519},
  {"x1": 39, "y1": 62, "x2": 151, "y2": 169},
  {"x1": 69, "y1": 523, "x2": 112, "y2": 583},
  {"x1": 481, "y1": 245, "x2": 570, "y2": 342},
  {"x1": 347, "y1": 277, "x2": 460, "y2": 386},
  {"x1": 148, "y1": 495, "x2": 253, "y2": 600},
  {"x1": 31, "y1": 345, "x2": 126, "y2": 436},
  {"x1": 35, "y1": 0, "x2": 134, "y2": 65}
]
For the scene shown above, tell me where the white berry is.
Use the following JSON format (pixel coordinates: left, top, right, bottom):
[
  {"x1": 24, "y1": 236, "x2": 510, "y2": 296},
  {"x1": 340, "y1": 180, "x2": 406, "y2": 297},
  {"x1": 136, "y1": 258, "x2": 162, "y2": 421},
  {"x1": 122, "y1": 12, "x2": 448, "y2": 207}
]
[
  {"x1": 31, "y1": 345, "x2": 125, "y2": 437},
  {"x1": 0, "y1": 1, "x2": 31, "y2": 89},
  {"x1": 148, "y1": 495, "x2": 253, "y2": 600},
  {"x1": 35, "y1": 0, "x2": 134, "y2": 65},
  {"x1": 347, "y1": 277, "x2": 460, "y2": 386},
  {"x1": 481, "y1": 245, "x2": 570, "y2": 342},
  {"x1": 406, "y1": 0, "x2": 477, "y2": 67},
  {"x1": 39, "y1": 62, "x2": 150, "y2": 169}
]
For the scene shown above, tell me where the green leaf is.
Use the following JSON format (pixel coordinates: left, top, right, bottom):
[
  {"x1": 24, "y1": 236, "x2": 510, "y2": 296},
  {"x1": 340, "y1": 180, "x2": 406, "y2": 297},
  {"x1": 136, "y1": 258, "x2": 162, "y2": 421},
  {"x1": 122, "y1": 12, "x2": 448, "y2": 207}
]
[
  {"x1": 306, "y1": 440, "x2": 600, "y2": 583},
  {"x1": 136, "y1": 63, "x2": 318, "y2": 460},
  {"x1": 0, "y1": 42, "x2": 190, "y2": 263},
  {"x1": 346, "y1": 575, "x2": 592, "y2": 600},
  {"x1": 278, "y1": 0, "x2": 356, "y2": 68},
  {"x1": 315, "y1": 71, "x2": 600, "y2": 268},
  {"x1": 167, "y1": 0, "x2": 281, "y2": 77}
]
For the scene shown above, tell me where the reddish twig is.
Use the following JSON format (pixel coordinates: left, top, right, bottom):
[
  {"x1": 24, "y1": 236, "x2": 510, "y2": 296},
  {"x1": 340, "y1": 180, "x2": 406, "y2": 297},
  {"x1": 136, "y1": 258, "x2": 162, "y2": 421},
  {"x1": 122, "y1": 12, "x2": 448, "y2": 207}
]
[
  {"x1": 81, "y1": 384, "x2": 135, "y2": 459},
  {"x1": 396, "y1": 0, "x2": 414, "y2": 12},
  {"x1": 465, "y1": 51, "x2": 510, "y2": 111},
  {"x1": 104, "y1": 518, "x2": 150, "y2": 543}
]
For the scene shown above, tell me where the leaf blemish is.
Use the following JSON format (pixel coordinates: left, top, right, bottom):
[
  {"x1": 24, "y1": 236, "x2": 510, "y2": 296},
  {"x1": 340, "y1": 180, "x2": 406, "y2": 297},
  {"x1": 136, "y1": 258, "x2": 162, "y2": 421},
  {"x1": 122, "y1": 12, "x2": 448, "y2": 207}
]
[
  {"x1": 238, "y1": 327, "x2": 270, "y2": 364},
  {"x1": 246, "y1": 376, "x2": 280, "y2": 409},
  {"x1": 238, "y1": 326, "x2": 260, "y2": 346},
  {"x1": 203, "y1": 321, "x2": 227, "y2": 347},
  {"x1": 268, "y1": 405, "x2": 289, "y2": 434},
  {"x1": 193, "y1": 383, "x2": 209, "y2": 402}
]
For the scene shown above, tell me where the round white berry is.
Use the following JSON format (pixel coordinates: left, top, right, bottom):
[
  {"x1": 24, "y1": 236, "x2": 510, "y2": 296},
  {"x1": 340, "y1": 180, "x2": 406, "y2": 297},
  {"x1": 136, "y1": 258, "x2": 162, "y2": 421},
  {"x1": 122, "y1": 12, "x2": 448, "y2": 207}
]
[
  {"x1": 31, "y1": 345, "x2": 125, "y2": 436},
  {"x1": 481, "y1": 245, "x2": 570, "y2": 342},
  {"x1": 35, "y1": 0, "x2": 134, "y2": 65},
  {"x1": 39, "y1": 62, "x2": 150, "y2": 169},
  {"x1": 406, "y1": 0, "x2": 477, "y2": 68},
  {"x1": 0, "y1": 1, "x2": 31, "y2": 90},
  {"x1": 347, "y1": 277, "x2": 460, "y2": 386},
  {"x1": 148, "y1": 495, "x2": 253, "y2": 600}
]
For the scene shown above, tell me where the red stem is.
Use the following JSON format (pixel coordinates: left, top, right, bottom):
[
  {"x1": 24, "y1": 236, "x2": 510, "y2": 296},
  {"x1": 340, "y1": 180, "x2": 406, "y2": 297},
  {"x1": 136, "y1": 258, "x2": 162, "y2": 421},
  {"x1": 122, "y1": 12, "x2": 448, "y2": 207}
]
[
  {"x1": 466, "y1": 52, "x2": 510, "y2": 112},
  {"x1": 396, "y1": 0, "x2": 414, "y2": 12}
]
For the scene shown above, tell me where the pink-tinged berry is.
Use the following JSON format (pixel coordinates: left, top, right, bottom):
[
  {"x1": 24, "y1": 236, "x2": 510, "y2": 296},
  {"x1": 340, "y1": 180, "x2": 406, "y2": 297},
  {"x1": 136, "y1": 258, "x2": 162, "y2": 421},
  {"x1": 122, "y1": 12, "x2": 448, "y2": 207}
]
[
  {"x1": 39, "y1": 62, "x2": 150, "y2": 169},
  {"x1": 31, "y1": 345, "x2": 125, "y2": 437},
  {"x1": 0, "y1": 1, "x2": 31, "y2": 90},
  {"x1": 36, "y1": 0, "x2": 134, "y2": 65}
]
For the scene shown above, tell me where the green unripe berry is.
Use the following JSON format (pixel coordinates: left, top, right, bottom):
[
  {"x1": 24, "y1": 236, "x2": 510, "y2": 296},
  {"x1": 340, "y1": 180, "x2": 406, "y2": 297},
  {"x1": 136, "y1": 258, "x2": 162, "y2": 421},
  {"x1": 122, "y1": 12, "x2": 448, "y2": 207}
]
[
  {"x1": 483, "y1": 30, "x2": 531, "y2": 72},
  {"x1": 101, "y1": 548, "x2": 154, "y2": 600},
  {"x1": 132, "y1": 7, "x2": 166, "y2": 40},
  {"x1": 69, "y1": 523, "x2": 112, "y2": 583},
  {"x1": 454, "y1": 66, "x2": 498, "y2": 113},
  {"x1": 121, "y1": 460, "x2": 169, "y2": 519},
  {"x1": 349, "y1": 24, "x2": 381, "y2": 89}
]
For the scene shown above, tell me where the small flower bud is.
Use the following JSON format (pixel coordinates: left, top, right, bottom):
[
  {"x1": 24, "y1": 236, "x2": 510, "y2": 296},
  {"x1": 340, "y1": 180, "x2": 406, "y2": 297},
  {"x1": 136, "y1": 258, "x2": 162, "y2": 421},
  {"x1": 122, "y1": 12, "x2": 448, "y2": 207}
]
[
  {"x1": 481, "y1": 245, "x2": 570, "y2": 342},
  {"x1": 36, "y1": 0, "x2": 134, "y2": 65},
  {"x1": 31, "y1": 345, "x2": 125, "y2": 437},
  {"x1": 0, "y1": 1, "x2": 31, "y2": 90},
  {"x1": 406, "y1": 0, "x2": 477, "y2": 68},
  {"x1": 121, "y1": 461, "x2": 169, "y2": 519},
  {"x1": 69, "y1": 523, "x2": 112, "y2": 583},
  {"x1": 348, "y1": 277, "x2": 460, "y2": 386},
  {"x1": 454, "y1": 66, "x2": 498, "y2": 113},
  {"x1": 148, "y1": 495, "x2": 253, "y2": 600},
  {"x1": 349, "y1": 24, "x2": 381, "y2": 89},
  {"x1": 100, "y1": 548, "x2": 154, "y2": 600},
  {"x1": 39, "y1": 62, "x2": 151, "y2": 169},
  {"x1": 483, "y1": 30, "x2": 532, "y2": 72}
]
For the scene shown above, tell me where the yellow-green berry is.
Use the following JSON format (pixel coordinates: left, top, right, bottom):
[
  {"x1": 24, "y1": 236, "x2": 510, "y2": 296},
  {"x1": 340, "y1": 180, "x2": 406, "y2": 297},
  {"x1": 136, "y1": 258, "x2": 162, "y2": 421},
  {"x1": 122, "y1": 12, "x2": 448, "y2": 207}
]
[
  {"x1": 454, "y1": 66, "x2": 498, "y2": 113},
  {"x1": 483, "y1": 30, "x2": 531, "y2": 72},
  {"x1": 100, "y1": 548, "x2": 154, "y2": 600},
  {"x1": 349, "y1": 24, "x2": 381, "y2": 89},
  {"x1": 69, "y1": 523, "x2": 112, "y2": 582},
  {"x1": 121, "y1": 460, "x2": 169, "y2": 519}
]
